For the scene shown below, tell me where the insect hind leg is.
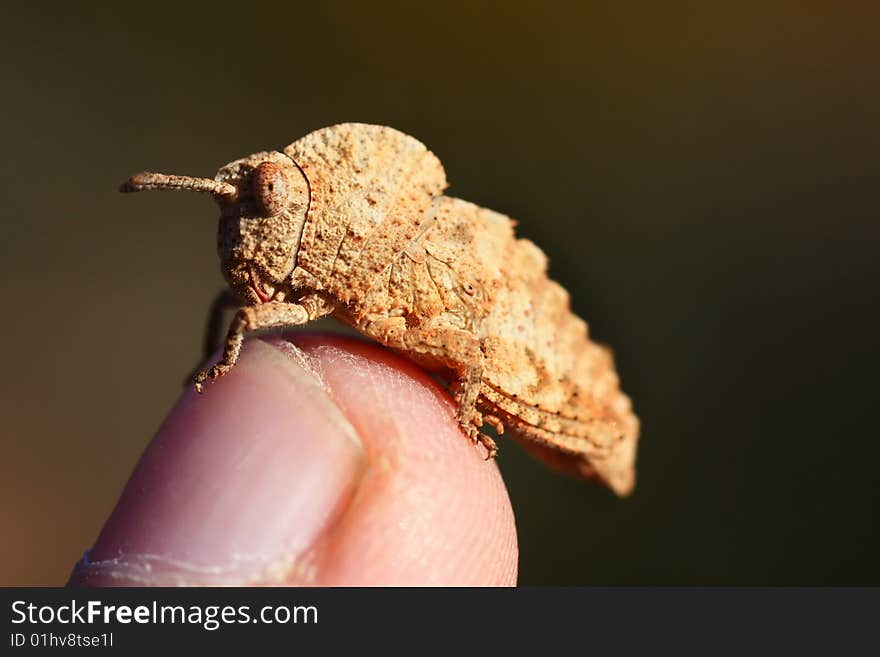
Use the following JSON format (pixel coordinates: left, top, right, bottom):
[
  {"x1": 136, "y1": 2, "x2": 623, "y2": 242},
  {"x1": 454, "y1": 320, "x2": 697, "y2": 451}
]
[{"x1": 364, "y1": 319, "x2": 497, "y2": 458}]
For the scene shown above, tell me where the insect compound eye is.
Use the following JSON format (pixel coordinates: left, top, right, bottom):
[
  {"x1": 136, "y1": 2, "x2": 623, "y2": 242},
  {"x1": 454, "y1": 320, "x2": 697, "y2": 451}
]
[{"x1": 251, "y1": 161, "x2": 289, "y2": 217}]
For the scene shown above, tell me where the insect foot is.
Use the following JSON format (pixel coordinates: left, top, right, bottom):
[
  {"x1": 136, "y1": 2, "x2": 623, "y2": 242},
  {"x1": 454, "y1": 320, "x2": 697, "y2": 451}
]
[
  {"x1": 121, "y1": 123, "x2": 639, "y2": 495},
  {"x1": 459, "y1": 409, "x2": 499, "y2": 460},
  {"x1": 193, "y1": 363, "x2": 233, "y2": 394},
  {"x1": 479, "y1": 434, "x2": 499, "y2": 460}
]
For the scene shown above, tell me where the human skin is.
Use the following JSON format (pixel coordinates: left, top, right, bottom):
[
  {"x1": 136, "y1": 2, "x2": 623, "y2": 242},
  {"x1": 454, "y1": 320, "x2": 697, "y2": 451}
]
[{"x1": 68, "y1": 334, "x2": 518, "y2": 586}]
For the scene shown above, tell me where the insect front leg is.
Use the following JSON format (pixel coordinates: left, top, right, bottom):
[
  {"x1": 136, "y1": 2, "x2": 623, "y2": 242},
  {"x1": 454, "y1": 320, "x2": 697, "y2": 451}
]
[
  {"x1": 183, "y1": 290, "x2": 241, "y2": 386},
  {"x1": 201, "y1": 289, "x2": 240, "y2": 364},
  {"x1": 193, "y1": 301, "x2": 310, "y2": 392}
]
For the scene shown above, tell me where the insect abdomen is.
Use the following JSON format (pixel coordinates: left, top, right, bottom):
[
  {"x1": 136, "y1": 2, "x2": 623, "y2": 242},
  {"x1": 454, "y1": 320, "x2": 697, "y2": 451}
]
[{"x1": 473, "y1": 215, "x2": 639, "y2": 494}]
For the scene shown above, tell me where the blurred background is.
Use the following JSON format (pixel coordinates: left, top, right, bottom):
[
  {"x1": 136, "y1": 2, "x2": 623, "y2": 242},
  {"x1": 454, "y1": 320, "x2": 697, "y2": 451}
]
[{"x1": 1, "y1": 2, "x2": 878, "y2": 585}]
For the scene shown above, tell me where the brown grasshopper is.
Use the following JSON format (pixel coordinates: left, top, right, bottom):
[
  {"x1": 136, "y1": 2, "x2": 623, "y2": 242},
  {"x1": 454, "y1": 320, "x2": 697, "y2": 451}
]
[{"x1": 121, "y1": 123, "x2": 639, "y2": 495}]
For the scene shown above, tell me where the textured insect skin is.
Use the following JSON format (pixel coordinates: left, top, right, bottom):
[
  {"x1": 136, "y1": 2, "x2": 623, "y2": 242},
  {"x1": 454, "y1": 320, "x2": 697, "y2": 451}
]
[{"x1": 121, "y1": 123, "x2": 639, "y2": 495}]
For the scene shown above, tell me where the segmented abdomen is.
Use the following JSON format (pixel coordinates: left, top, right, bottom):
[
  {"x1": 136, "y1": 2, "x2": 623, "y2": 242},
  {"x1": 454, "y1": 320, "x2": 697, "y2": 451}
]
[{"x1": 355, "y1": 195, "x2": 639, "y2": 494}]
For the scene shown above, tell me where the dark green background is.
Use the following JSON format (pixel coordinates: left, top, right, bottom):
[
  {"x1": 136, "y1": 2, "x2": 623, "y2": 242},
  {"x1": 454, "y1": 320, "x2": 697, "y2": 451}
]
[{"x1": 2, "y1": 2, "x2": 877, "y2": 585}]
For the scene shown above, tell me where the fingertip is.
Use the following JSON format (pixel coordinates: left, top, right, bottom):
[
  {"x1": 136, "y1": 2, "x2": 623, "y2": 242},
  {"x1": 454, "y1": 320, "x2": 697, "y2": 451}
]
[
  {"x1": 287, "y1": 334, "x2": 519, "y2": 586},
  {"x1": 70, "y1": 334, "x2": 518, "y2": 587},
  {"x1": 70, "y1": 339, "x2": 366, "y2": 586}
]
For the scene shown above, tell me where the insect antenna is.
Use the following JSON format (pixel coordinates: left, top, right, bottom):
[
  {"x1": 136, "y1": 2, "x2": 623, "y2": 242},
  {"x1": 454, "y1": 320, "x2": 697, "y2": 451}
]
[{"x1": 120, "y1": 172, "x2": 237, "y2": 198}]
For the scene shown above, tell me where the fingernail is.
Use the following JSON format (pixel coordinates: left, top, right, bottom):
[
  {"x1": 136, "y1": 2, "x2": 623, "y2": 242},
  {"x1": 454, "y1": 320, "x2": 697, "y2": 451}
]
[{"x1": 69, "y1": 339, "x2": 365, "y2": 586}]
